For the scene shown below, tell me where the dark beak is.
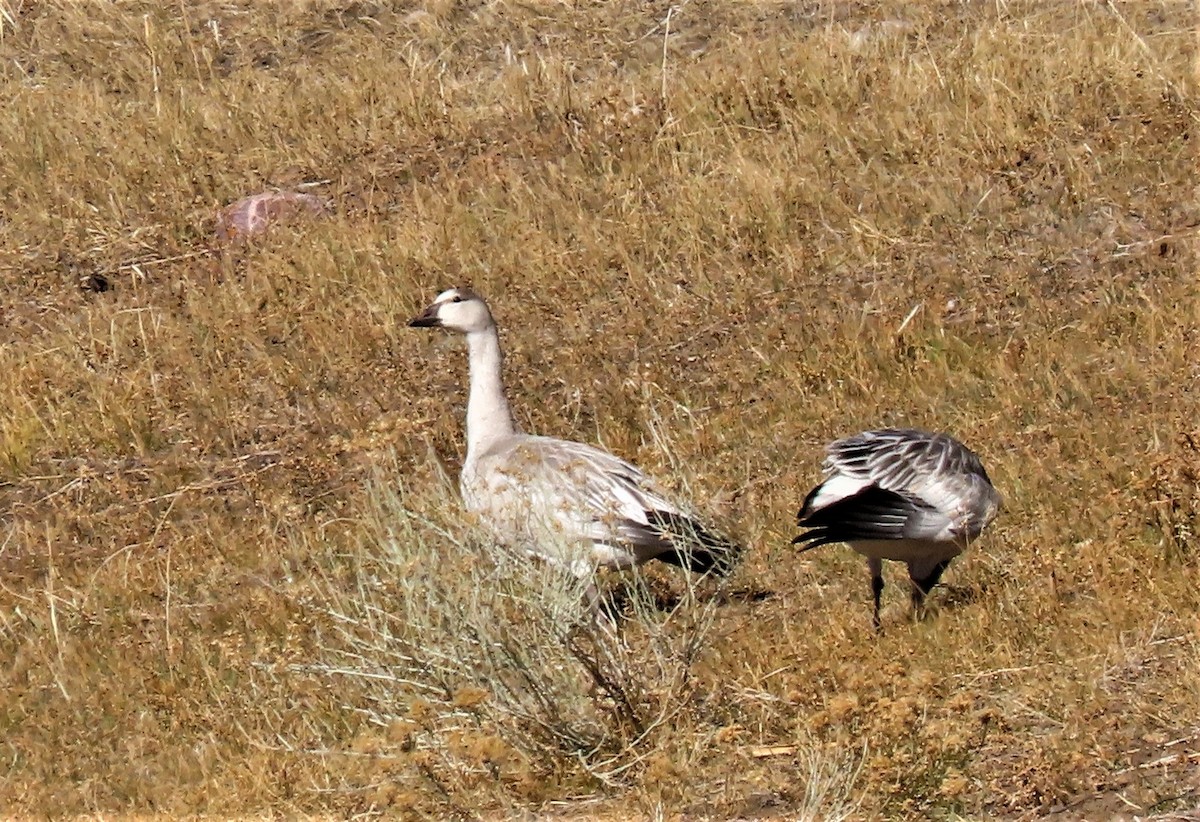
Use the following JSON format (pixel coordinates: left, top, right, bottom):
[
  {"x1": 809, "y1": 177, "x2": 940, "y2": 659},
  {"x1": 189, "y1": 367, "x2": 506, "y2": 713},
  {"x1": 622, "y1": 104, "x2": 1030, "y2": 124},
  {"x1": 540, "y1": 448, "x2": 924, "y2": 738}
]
[{"x1": 408, "y1": 306, "x2": 441, "y2": 328}]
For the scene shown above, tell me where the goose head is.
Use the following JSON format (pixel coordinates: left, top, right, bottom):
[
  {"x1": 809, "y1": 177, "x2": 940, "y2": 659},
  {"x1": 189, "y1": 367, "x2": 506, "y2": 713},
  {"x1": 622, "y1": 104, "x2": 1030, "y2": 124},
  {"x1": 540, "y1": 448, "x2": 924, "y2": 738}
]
[{"x1": 408, "y1": 287, "x2": 494, "y2": 333}]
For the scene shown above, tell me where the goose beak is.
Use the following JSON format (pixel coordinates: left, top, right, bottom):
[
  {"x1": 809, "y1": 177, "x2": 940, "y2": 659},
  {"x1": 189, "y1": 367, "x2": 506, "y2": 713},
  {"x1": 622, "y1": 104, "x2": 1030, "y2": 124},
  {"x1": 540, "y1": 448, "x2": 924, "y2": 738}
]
[{"x1": 408, "y1": 306, "x2": 441, "y2": 328}]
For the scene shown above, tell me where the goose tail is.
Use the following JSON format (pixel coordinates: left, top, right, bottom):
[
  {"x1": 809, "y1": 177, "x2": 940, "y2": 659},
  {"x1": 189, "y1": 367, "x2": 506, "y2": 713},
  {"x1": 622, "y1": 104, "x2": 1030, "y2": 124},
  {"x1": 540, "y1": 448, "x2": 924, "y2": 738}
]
[{"x1": 644, "y1": 510, "x2": 742, "y2": 576}]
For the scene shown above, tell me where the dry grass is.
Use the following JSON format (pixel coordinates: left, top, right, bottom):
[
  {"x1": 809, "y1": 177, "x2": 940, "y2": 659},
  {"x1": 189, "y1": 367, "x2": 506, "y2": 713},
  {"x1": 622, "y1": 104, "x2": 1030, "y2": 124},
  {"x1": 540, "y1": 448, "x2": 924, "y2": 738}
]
[{"x1": 0, "y1": 0, "x2": 1197, "y2": 818}]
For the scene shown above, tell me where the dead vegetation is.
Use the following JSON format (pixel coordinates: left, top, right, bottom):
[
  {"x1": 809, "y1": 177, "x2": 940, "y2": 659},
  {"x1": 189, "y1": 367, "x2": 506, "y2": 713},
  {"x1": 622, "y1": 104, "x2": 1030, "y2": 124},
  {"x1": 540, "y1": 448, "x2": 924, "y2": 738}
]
[{"x1": 0, "y1": 0, "x2": 1197, "y2": 818}]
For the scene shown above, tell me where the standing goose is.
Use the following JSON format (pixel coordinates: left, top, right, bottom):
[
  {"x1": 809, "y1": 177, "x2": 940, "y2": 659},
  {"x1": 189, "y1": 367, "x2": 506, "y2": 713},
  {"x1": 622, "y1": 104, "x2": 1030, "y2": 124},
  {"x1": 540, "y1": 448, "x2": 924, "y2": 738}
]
[
  {"x1": 408, "y1": 287, "x2": 740, "y2": 590},
  {"x1": 792, "y1": 429, "x2": 1001, "y2": 628}
]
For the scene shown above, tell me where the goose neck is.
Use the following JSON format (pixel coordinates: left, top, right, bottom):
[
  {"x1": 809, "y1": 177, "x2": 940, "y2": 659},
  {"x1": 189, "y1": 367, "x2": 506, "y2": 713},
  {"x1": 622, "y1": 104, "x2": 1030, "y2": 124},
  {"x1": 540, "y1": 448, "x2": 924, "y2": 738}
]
[{"x1": 464, "y1": 325, "x2": 516, "y2": 459}]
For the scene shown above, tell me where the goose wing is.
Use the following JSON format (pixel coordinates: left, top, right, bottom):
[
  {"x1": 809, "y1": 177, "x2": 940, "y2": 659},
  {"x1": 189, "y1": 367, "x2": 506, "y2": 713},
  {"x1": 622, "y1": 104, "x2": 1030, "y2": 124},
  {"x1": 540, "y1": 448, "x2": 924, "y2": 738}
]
[
  {"x1": 472, "y1": 436, "x2": 738, "y2": 573},
  {"x1": 796, "y1": 429, "x2": 999, "y2": 547},
  {"x1": 794, "y1": 484, "x2": 949, "y2": 549},
  {"x1": 825, "y1": 429, "x2": 992, "y2": 492}
]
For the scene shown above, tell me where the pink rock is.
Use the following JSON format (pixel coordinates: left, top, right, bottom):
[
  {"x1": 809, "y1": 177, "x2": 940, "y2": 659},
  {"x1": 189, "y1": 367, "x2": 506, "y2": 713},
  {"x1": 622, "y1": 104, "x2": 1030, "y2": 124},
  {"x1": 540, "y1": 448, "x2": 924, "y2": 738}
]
[{"x1": 216, "y1": 191, "x2": 329, "y2": 242}]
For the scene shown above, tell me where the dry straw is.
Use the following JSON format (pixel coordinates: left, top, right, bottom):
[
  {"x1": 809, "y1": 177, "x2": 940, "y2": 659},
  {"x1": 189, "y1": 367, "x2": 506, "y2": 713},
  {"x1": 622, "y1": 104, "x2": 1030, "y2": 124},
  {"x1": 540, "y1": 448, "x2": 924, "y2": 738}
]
[{"x1": 300, "y1": 471, "x2": 723, "y2": 787}]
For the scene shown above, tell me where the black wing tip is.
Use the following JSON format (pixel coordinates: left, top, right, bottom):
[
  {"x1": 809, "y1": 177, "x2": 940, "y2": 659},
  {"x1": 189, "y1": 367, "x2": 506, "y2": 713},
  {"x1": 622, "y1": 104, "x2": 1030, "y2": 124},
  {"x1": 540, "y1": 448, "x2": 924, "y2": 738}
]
[
  {"x1": 791, "y1": 530, "x2": 836, "y2": 553},
  {"x1": 792, "y1": 485, "x2": 931, "y2": 545},
  {"x1": 796, "y1": 481, "x2": 826, "y2": 524},
  {"x1": 644, "y1": 510, "x2": 743, "y2": 577}
]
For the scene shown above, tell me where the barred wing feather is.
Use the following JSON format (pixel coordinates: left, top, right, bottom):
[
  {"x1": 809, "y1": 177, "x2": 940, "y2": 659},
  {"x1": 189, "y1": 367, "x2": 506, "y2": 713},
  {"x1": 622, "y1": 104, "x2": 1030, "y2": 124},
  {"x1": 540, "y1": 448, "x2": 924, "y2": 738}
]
[
  {"x1": 807, "y1": 429, "x2": 998, "y2": 541},
  {"x1": 468, "y1": 436, "x2": 737, "y2": 574}
]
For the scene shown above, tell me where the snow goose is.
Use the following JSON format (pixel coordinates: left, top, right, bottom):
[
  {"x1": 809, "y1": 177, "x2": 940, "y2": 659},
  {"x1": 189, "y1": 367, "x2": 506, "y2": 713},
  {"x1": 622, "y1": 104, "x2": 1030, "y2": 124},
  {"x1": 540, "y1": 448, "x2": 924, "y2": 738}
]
[
  {"x1": 792, "y1": 428, "x2": 1001, "y2": 628},
  {"x1": 408, "y1": 287, "x2": 741, "y2": 590}
]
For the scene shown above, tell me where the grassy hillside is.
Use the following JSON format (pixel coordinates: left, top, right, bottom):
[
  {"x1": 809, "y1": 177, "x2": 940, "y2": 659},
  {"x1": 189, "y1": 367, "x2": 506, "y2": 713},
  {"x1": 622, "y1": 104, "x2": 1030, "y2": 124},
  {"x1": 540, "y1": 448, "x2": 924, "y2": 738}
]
[{"x1": 0, "y1": 0, "x2": 1196, "y2": 817}]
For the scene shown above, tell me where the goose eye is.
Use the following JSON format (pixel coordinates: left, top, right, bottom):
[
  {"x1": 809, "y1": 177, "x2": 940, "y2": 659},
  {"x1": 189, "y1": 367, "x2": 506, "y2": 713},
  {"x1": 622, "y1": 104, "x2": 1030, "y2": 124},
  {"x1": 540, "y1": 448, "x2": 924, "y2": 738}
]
[{"x1": 451, "y1": 295, "x2": 464, "y2": 303}]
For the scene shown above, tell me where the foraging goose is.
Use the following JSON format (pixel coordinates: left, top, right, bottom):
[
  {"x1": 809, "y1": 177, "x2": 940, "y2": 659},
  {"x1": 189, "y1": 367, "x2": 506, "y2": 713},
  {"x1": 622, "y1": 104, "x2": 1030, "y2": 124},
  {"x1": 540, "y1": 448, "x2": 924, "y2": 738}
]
[
  {"x1": 408, "y1": 287, "x2": 740, "y2": 587},
  {"x1": 792, "y1": 429, "x2": 1001, "y2": 628}
]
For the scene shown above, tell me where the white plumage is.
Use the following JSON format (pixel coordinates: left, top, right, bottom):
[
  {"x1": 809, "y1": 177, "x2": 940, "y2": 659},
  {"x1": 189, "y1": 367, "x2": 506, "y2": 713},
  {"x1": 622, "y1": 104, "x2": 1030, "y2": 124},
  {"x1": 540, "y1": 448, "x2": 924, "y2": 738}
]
[
  {"x1": 409, "y1": 287, "x2": 740, "y2": 587},
  {"x1": 793, "y1": 428, "x2": 1001, "y2": 628}
]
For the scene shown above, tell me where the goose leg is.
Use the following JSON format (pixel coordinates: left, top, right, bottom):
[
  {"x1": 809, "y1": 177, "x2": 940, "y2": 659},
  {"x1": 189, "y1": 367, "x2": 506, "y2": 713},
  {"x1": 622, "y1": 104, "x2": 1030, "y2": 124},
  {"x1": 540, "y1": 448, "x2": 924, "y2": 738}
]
[
  {"x1": 524, "y1": 550, "x2": 616, "y2": 633},
  {"x1": 583, "y1": 578, "x2": 621, "y2": 637},
  {"x1": 868, "y1": 557, "x2": 884, "y2": 631},
  {"x1": 908, "y1": 558, "x2": 953, "y2": 618}
]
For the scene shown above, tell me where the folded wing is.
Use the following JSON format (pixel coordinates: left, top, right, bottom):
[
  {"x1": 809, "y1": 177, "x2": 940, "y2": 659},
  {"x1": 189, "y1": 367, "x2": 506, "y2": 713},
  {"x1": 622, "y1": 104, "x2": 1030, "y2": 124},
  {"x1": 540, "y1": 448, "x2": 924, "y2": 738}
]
[
  {"x1": 473, "y1": 436, "x2": 740, "y2": 575},
  {"x1": 796, "y1": 429, "x2": 999, "y2": 546}
]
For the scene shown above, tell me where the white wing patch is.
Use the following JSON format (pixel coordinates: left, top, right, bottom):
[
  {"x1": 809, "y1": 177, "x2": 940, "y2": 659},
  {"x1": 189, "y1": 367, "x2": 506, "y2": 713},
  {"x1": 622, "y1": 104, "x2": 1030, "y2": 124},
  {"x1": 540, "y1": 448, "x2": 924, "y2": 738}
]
[{"x1": 806, "y1": 472, "x2": 872, "y2": 513}]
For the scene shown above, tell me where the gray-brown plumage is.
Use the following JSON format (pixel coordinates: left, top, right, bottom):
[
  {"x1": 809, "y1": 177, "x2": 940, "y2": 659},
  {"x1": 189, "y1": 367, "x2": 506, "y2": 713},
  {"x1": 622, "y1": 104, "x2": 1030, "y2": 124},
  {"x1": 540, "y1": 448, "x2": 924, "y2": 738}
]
[{"x1": 793, "y1": 429, "x2": 1001, "y2": 628}]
